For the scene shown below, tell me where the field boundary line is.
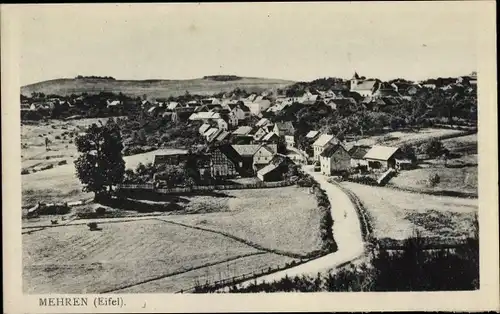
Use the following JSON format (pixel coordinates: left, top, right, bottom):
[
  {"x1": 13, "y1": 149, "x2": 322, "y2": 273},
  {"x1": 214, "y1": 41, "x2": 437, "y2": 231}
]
[
  {"x1": 100, "y1": 252, "x2": 267, "y2": 293},
  {"x1": 22, "y1": 216, "x2": 155, "y2": 232},
  {"x1": 154, "y1": 218, "x2": 309, "y2": 259}
]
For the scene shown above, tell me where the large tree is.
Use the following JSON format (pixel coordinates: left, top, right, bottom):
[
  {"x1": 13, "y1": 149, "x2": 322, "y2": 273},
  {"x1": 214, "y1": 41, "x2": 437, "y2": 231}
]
[{"x1": 74, "y1": 119, "x2": 125, "y2": 198}]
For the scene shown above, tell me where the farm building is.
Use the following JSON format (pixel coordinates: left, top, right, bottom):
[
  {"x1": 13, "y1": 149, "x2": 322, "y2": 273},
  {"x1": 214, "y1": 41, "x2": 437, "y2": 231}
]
[
  {"x1": 232, "y1": 126, "x2": 253, "y2": 137},
  {"x1": 319, "y1": 143, "x2": 350, "y2": 175},
  {"x1": 209, "y1": 144, "x2": 244, "y2": 179},
  {"x1": 348, "y1": 145, "x2": 371, "y2": 168},
  {"x1": 312, "y1": 134, "x2": 338, "y2": 161},
  {"x1": 154, "y1": 152, "x2": 190, "y2": 167},
  {"x1": 257, "y1": 155, "x2": 294, "y2": 182},
  {"x1": 363, "y1": 145, "x2": 405, "y2": 170},
  {"x1": 252, "y1": 145, "x2": 278, "y2": 171}
]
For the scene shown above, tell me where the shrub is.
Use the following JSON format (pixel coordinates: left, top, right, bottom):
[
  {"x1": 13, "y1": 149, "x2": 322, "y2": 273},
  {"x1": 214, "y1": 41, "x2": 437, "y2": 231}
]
[
  {"x1": 21, "y1": 169, "x2": 30, "y2": 175},
  {"x1": 58, "y1": 160, "x2": 67, "y2": 165},
  {"x1": 95, "y1": 206, "x2": 106, "y2": 216},
  {"x1": 420, "y1": 139, "x2": 445, "y2": 158},
  {"x1": 37, "y1": 203, "x2": 70, "y2": 215},
  {"x1": 428, "y1": 173, "x2": 441, "y2": 187},
  {"x1": 55, "y1": 135, "x2": 61, "y2": 140}
]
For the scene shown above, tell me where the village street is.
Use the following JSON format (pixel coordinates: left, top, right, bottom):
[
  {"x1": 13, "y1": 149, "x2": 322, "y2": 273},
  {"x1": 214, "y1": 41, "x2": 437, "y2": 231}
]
[{"x1": 228, "y1": 165, "x2": 365, "y2": 289}]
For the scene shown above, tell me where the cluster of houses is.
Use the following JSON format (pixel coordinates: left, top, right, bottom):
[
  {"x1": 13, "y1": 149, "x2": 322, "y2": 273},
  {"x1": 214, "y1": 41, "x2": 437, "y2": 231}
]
[
  {"x1": 22, "y1": 71, "x2": 476, "y2": 122},
  {"x1": 304, "y1": 130, "x2": 414, "y2": 177},
  {"x1": 154, "y1": 143, "x2": 295, "y2": 183}
]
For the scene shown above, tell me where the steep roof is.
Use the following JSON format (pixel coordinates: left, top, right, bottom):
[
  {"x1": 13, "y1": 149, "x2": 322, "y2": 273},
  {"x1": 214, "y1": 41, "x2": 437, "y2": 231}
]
[
  {"x1": 215, "y1": 130, "x2": 230, "y2": 142},
  {"x1": 348, "y1": 145, "x2": 371, "y2": 159},
  {"x1": 352, "y1": 79, "x2": 379, "y2": 91},
  {"x1": 232, "y1": 145, "x2": 262, "y2": 157},
  {"x1": 262, "y1": 132, "x2": 279, "y2": 141},
  {"x1": 256, "y1": 117, "x2": 271, "y2": 127},
  {"x1": 204, "y1": 127, "x2": 219, "y2": 137},
  {"x1": 363, "y1": 145, "x2": 400, "y2": 161},
  {"x1": 239, "y1": 104, "x2": 251, "y2": 112},
  {"x1": 320, "y1": 143, "x2": 347, "y2": 158},
  {"x1": 232, "y1": 126, "x2": 253, "y2": 136},
  {"x1": 215, "y1": 144, "x2": 244, "y2": 166},
  {"x1": 257, "y1": 162, "x2": 279, "y2": 177},
  {"x1": 313, "y1": 134, "x2": 336, "y2": 147},
  {"x1": 199, "y1": 123, "x2": 211, "y2": 134},
  {"x1": 305, "y1": 130, "x2": 320, "y2": 139}
]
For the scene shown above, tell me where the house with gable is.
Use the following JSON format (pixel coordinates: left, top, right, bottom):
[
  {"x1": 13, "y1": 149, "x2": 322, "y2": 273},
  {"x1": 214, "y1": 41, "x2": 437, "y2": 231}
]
[
  {"x1": 273, "y1": 121, "x2": 295, "y2": 148},
  {"x1": 312, "y1": 134, "x2": 338, "y2": 161},
  {"x1": 258, "y1": 132, "x2": 280, "y2": 145},
  {"x1": 209, "y1": 144, "x2": 244, "y2": 179},
  {"x1": 319, "y1": 143, "x2": 351, "y2": 175},
  {"x1": 363, "y1": 145, "x2": 404, "y2": 170}
]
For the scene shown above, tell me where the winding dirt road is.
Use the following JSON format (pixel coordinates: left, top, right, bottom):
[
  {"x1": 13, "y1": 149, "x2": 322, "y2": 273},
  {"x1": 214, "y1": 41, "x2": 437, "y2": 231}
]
[{"x1": 231, "y1": 165, "x2": 364, "y2": 288}]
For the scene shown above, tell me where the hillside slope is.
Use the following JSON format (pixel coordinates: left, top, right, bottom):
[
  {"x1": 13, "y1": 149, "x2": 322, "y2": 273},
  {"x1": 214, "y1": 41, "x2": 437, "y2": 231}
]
[{"x1": 21, "y1": 77, "x2": 295, "y2": 98}]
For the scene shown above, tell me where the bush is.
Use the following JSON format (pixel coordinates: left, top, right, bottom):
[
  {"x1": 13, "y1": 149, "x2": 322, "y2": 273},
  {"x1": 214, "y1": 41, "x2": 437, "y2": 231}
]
[
  {"x1": 420, "y1": 139, "x2": 445, "y2": 158},
  {"x1": 428, "y1": 173, "x2": 441, "y2": 187},
  {"x1": 296, "y1": 175, "x2": 316, "y2": 187},
  {"x1": 40, "y1": 164, "x2": 54, "y2": 171},
  {"x1": 21, "y1": 169, "x2": 30, "y2": 175},
  {"x1": 55, "y1": 135, "x2": 61, "y2": 140},
  {"x1": 95, "y1": 206, "x2": 107, "y2": 216},
  {"x1": 37, "y1": 203, "x2": 70, "y2": 215}
]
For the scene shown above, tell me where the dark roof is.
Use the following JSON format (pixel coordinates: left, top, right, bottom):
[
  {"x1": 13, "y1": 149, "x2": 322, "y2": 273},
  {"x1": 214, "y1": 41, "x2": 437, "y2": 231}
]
[
  {"x1": 240, "y1": 104, "x2": 251, "y2": 112},
  {"x1": 275, "y1": 121, "x2": 295, "y2": 135},
  {"x1": 214, "y1": 144, "x2": 244, "y2": 165},
  {"x1": 348, "y1": 145, "x2": 371, "y2": 159},
  {"x1": 319, "y1": 143, "x2": 347, "y2": 158}
]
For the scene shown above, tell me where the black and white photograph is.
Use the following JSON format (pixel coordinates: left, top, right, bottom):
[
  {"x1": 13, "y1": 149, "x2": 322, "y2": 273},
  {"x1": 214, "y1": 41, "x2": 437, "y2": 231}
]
[{"x1": 2, "y1": 1, "x2": 498, "y2": 312}]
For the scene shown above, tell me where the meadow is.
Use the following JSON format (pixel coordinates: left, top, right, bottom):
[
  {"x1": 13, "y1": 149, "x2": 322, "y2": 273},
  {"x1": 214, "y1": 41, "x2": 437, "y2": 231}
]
[
  {"x1": 23, "y1": 219, "x2": 263, "y2": 293},
  {"x1": 339, "y1": 181, "x2": 477, "y2": 240}
]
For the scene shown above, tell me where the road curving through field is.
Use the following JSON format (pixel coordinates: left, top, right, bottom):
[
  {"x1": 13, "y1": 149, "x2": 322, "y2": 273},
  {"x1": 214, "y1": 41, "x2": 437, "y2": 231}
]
[{"x1": 227, "y1": 165, "x2": 365, "y2": 289}]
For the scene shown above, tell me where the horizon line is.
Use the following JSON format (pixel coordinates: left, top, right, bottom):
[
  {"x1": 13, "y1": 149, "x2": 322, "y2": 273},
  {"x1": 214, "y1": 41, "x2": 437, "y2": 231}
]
[{"x1": 21, "y1": 70, "x2": 477, "y2": 87}]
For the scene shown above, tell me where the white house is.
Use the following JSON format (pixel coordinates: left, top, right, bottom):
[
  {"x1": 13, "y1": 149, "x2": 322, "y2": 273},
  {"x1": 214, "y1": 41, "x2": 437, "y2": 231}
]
[
  {"x1": 319, "y1": 144, "x2": 351, "y2": 175},
  {"x1": 312, "y1": 134, "x2": 338, "y2": 161}
]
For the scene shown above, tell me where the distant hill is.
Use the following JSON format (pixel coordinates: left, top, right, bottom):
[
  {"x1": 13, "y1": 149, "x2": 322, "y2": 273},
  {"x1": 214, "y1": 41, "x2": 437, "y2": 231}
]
[{"x1": 21, "y1": 76, "x2": 295, "y2": 98}]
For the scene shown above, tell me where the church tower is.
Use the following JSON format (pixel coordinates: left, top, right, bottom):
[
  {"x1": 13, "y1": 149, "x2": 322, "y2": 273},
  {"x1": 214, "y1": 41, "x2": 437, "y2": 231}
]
[{"x1": 350, "y1": 71, "x2": 361, "y2": 90}]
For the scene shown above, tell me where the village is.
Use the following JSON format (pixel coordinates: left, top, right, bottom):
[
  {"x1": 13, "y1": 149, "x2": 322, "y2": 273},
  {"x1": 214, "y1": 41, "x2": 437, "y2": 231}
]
[{"x1": 21, "y1": 70, "x2": 479, "y2": 294}]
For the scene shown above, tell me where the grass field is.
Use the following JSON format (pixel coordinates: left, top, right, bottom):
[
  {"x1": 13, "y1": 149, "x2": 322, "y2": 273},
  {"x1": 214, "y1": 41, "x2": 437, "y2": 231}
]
[
  {"x1": 389, "y1": 133, "x2": 478, "y2": 196},
  {"x1": 21, "y1": 147, "x2": 186, "y2": 206},
  {"x1": 350, "y1": 128, "x2": 466, "y2": 147},
  {"x1": 116, "y1": 253, "x2": 298, "y2": 293},
  {"x1": 21, "y1": 118, "x2": 111, "y2": 173},
  {"x1": 340, "y1": 181, "x2": 477, "y2": 240},
  {"x1": 21, "y1": 77, "x2": 294, "y2": 99},
  {"x1": 23, "y1": 219, "x2": 266, "y2": 293},
  {"x1": 163, "y1": 186, "x2": 324, "y2": 256},
  {"x1": 389, "y1": 163, "x2": 477, "y2": 196}
]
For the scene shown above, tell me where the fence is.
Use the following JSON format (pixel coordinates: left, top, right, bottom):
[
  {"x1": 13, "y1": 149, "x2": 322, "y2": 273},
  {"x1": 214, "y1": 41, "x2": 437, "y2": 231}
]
[
  {"x1": 117, "y1": 180, "x2": 295, "y2": 194},
  {"x1": 175, "y1": 256, "x2": 318, "y2": 294}
]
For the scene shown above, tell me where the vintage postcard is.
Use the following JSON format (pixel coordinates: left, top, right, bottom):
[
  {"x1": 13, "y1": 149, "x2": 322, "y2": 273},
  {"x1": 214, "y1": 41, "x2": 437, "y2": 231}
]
[{"x1": 2, "y1": 2, "x2": 499, "y2": 313}]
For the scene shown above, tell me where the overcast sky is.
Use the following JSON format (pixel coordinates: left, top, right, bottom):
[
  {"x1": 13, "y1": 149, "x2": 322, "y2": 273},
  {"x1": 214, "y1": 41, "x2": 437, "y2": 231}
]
[{"x1": 16, "y1": 2, "x2": 481, "y2": 85}]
